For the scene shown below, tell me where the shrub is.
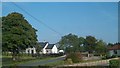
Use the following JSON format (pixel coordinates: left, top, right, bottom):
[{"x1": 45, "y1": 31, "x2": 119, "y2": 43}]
[
  {"x1": 101, "y1": 56, "x2": 106, "y2": 60},
  {"x1": 66, "y1": 52, "x2": 82, "y2": 63},
  {"x1": 109, "y1": 59, "x2": 120, "y2": 68},
  {"x1": 64, "y1": 58, "x2": 73, "y2": 64},
  {"x1": 102, "y1": 55, "x2": 111, "y2": 60},
  {"x1": 111, "y1": 55, "x2": 118, "y2": 58}
]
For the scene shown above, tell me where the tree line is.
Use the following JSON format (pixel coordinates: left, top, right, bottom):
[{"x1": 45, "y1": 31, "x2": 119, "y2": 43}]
[{"x1": 58, "y1": 33, "x2": 108, "y2": 56}]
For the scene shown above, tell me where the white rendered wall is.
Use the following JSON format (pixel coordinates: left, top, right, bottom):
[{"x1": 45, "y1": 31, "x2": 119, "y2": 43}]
[{"x1": 51, "y1": 45, "x2": 58, "y2": 54}]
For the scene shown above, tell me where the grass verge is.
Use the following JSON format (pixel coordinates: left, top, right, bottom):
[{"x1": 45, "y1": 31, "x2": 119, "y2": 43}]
[
  {"x1": 2, "y1": 56, "x2": 60, "y2": 66},
  {"x1": 44, "y1": 60, "x2": 65, "y2": 66}
]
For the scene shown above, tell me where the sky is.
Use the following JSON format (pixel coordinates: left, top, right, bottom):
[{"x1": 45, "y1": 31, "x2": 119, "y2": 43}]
[
  {"x1": 2, "y1": 2, "x2": 118, "y2": 44},
  {"x1": 2, "y1": 0, "x2": 120, "y2": 2}
]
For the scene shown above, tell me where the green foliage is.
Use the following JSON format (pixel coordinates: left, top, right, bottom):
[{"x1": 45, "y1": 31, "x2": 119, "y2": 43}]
[
  {"x1": 95, "y1": 40, "x2": 107, "y2": 56},
  {"x1": 85, "y1": 36, "x2": 97, "y2": 45},
  {"x1": 78, "y1": 37, "x2": 85, "y2": 45},
  {"x1": 101, "y1": 52, "x2": 111, "y2": 60},
  {"x1": 58, "y1": 33, "x2": 84, "y2": 53},
  {"x1": 35, "y1": 43, "x2": 42, "y2": 56},
  {"x1": 58, "y1": 34, "x2": 108, "y2": 55},
  {"x1": 2, "y1": 12, "x2": 38, "y2": 58},
  {"x1": 109, "y1": 59, "x2": 120, "y2": 68},
  {"x1": 84, "y1": 36, "x2": 97, "y2": 53}
]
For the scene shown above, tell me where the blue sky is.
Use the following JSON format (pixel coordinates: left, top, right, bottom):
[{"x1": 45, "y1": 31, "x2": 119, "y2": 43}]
[
  {"x1": 2, "y1": 0, "x2": 119, "y2": 2},
  {"x1": 2, "y1": 2, "x2": 118, "y2": 44}
]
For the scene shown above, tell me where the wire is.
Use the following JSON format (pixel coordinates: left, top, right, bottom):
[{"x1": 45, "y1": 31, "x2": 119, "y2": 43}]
[{"x1": 11, "y1": 2, "x2": 62, "y2": 37}]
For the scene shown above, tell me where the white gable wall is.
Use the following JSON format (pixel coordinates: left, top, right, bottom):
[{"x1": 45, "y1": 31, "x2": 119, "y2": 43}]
[
  {"x1": 51, "y1": 45, "x2": 58, "y2": 54},
  {"x1": 46, "y1": 49, "x2": 52, "y2": 54}
]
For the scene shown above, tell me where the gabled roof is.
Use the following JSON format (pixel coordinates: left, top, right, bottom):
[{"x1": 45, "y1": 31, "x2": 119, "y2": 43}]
[
  {"x1": 37, "y1": 42, "x2": 48, "y2": 48},
  {"x1": 46, "y1": 44, "x2": 55, "y2": 49},
  {"x1": 108, "y1": 45, "x2": 120, "y2": 50}
]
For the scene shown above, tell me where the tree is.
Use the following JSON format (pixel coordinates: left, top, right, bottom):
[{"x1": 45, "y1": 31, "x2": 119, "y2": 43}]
[
  {"x1": 35, "y1": 43, "x2": 41, "y2": 57},
  {"x1": 2, "y1": 12, "x2": 38, "y2": 60},
  {"x1": 78, "y1": 37, "x2": 85, "y2": 52},
  {"x1": 84, "y1": 36, "x2": 97, "y2": 53},
  {"x1": 108, "y1": 43, "x2": 114, "y2": 47},
  {"x1": 58, "y1": 33, "x2": 80, "y2": 53},
  {"x1": 114, "y1": 42, "x2": 120, "y2": 45},
  {"x1": 95, "y1": 40, "x2": 107, "y2": 56},
  {"x1": 78, "y1": 37, "x2": 85, "y2": 45}
]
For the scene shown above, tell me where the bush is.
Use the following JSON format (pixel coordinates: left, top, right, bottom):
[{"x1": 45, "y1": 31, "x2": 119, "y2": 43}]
[
  {"x1": 109, "y1": 59, "x2": 120, "y2": 68},
  {"x1": 101, "y1": 56, "x2": 106, "y2": 60},
  {"x1": 111, "y1": 55, "x2": 118, "y2": 58},
  {"x1": 64, "y1": 58, "x2": 73, "y2": 64},
  {"x1": 66, "y1": 52, "x2": 82, "y2": 63},
  {"x1": 102, "y1": 55, "x2": 111, "y2": 60}
]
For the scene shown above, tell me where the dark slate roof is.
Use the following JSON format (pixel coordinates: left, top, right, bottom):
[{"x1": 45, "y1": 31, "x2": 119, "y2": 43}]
[
  {"x1": 46, "y1": 44, "x2": 55, "y2": 49},
  {"x1": 37, "y1": 42, "x2": 48, "y2": 48}
]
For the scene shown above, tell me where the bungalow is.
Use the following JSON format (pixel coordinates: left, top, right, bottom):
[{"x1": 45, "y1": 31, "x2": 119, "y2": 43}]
[
  {"x1": 25, "y1": 42, "x2": 58, "y2": 54},
  {"x1": 46, "y1": 44, "x2": 58, "y2": 54},
  {"x1": 108, "y1": 44, "x2": 120, "y2": 57}
]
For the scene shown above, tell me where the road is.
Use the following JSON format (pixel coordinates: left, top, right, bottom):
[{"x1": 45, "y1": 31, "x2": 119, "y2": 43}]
[{"x1": 18, "y1": 56, "x2": 65, "y2": 66}]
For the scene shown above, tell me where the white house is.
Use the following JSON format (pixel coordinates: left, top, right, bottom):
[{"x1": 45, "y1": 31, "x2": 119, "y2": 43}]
[
  {"x1": 25, "y1": 42, "x2": 58, "y2": 54},
  {"x1": 46, "y1": 44, "x2": 58, "y2": 54},
  {"x1": 108, "y1": 44, "x2": 120, "y2": 57}
]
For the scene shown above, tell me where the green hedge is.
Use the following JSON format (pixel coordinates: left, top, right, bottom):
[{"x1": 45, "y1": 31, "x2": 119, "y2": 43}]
[{"x1": 109, "y1": 59, "x2": 120, "y2": 68}]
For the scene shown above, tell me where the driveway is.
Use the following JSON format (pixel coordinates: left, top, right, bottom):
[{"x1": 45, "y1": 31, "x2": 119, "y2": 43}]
[{"x1": 18, "y1": 55, "x2": 65, "y2": 66}]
